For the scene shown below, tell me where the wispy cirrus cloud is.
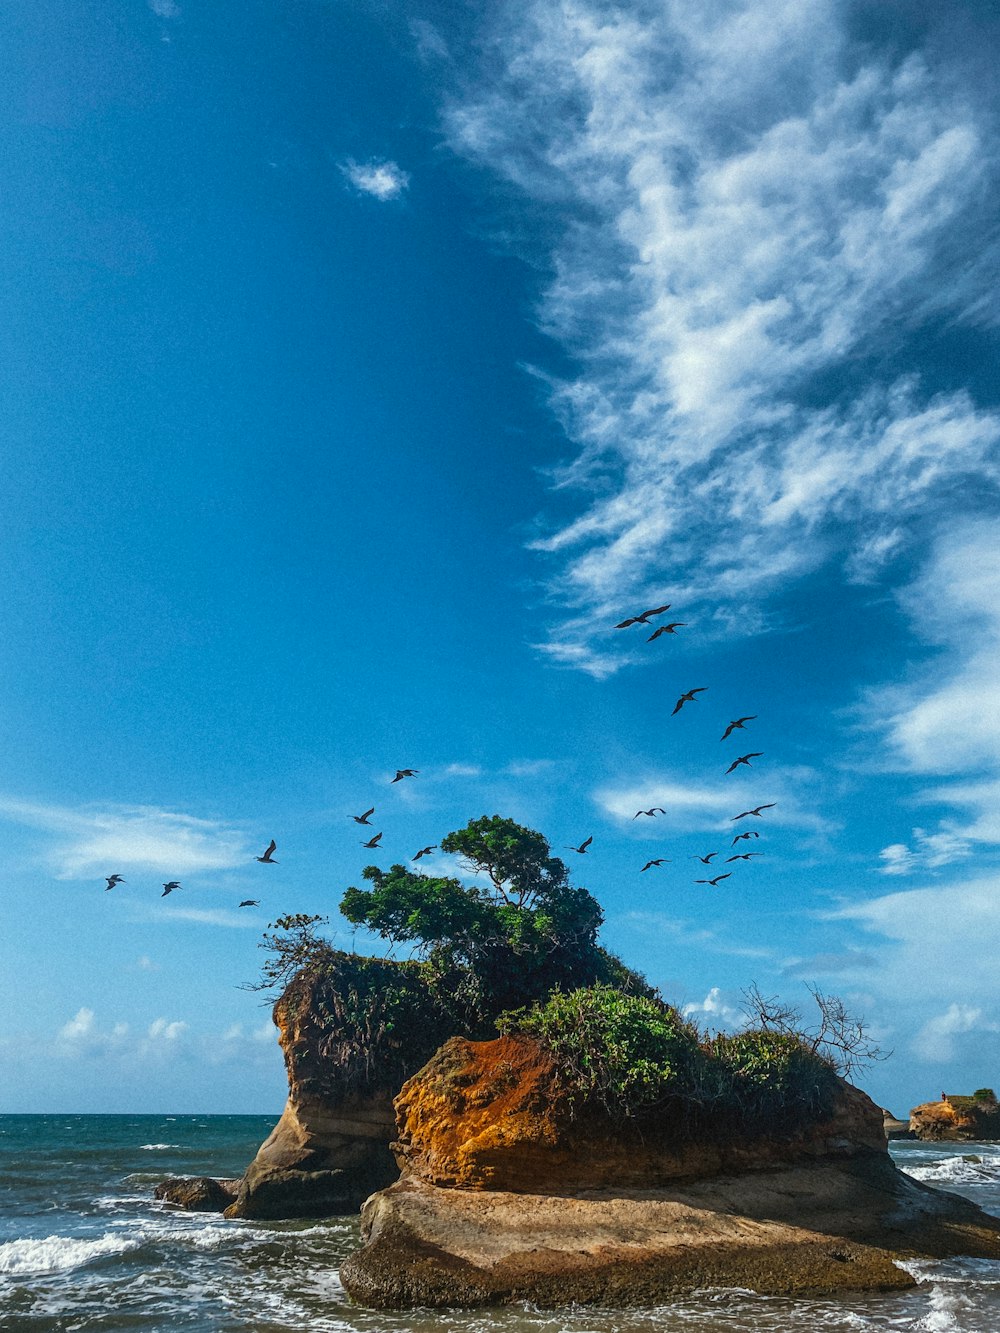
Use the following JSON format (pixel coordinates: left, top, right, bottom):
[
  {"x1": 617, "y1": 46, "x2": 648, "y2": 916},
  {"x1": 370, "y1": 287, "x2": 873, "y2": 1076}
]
[
  {"x1": 444, "y1": 0, "x2": 1000, "y2": 672},
  {"x1": 341, "y1": 159, "x2": 410, "y2": 201},
  {"x1": 0, "y1": 798, "x2": 250, "y2": 879}
]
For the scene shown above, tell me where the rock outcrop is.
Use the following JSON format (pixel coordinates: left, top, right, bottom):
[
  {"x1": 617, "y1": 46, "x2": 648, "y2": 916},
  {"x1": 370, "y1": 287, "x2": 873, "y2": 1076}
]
[
  {"x1": 910, "y1": 1094, "x2": 1000, "y2": 1142},
  {"x1": 223, "y1": 971, "x2": 399, "y2": 1219},
  {"x1": 341, "y1": 1033, "x2": 1000, "y2": 1308},
  {"x1": 157, "y1": 970, "x2": 401, "y2": 1219},
  {"x1": 154, "y1": 1176, "x2": 239, "y2": 1211}
]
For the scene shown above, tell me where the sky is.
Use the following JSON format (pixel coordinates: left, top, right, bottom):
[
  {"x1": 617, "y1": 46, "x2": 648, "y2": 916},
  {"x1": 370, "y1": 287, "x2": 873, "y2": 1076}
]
[{"x1": 1, "y1": 0, "x2": 999, "y2": 1117}]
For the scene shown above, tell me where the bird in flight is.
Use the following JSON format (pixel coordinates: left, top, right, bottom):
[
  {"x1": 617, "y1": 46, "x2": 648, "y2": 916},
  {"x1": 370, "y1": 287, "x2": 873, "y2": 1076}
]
[
  {"x1": 351, "y1": 807, "x2": 375, "y2": 825},
  {"x1": 362, "y1": 832, "x2": 383, "y2": 849},
  {"x1": 104, "y1": 874, "x2": 124, "y2": 891},
  {"x1": 721, "y1": 716, "x2": 757, "y2": 741},
  {"x1": 615, "y1": 604, "x2": 671, "y2": 629},
  {"x1": 725, "y1": 752, "x2": 763, "y2": 775},
  {"x1": 256, "y1": 839, "x2": 278, "y2": 863},
  {"x1": 694, "y1": 873, "x2": 731, "y2": 887},
  {"x1": 412, "y1": 846, "x2": 437, "y2": 860},
  {"x1": 732, "y1": 804, "x2": 776, "y2": 820},
  {"x1": 633, "y1": 807, "x2": 667, "y2": 819},
  {"x1": 567, "y1": 836, "x2": 593, "y2": 854},
  {"x1": 648, "y1": 623, "x2": 686, "y2": 641},
  {"x1": 731, "y1": 831, "x2": 761, "y2": 846},
  {"x1": 391, "y1": 769, "x2": 419, "y2": 782},
  {"x1": 692, "y1": 852, "x2": 718, "y2": 865},
  {"x1": 640, "y1": 859, "x2": 670, "y2": 872},
  {"x1": 161, "y1": 882, "x2": 181, "y2": 896},
  {"x1": 672, "y1": 687, "x2": 707, "y2": 715},
  {"x1": 239, "y1": 899, "x2": 259, "y2": 908},
  {"x1": 726, "y1": 853, "x2": 763, "y2": 862}
]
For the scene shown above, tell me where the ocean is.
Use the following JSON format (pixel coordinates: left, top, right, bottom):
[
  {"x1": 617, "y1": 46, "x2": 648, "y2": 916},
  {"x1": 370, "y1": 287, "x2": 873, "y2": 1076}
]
[{"x1": 2, "y1": 1116, "x2": 1000, "y2": 1332}]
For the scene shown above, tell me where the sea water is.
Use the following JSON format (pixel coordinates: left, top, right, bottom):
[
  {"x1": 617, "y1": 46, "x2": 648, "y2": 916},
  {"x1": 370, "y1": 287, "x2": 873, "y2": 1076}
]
[{"x1": 2, "y1": 1116, "x2": 1000, "y2": 1332}]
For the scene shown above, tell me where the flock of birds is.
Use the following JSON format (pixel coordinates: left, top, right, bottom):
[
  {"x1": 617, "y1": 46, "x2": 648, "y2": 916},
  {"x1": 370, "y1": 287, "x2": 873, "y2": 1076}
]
[
  {"x1": 101, "y1": 604, "x2": 772, "y2": 903},
  {"x1": 606, "y1": 601, "x2": 777, "y2": 887}
]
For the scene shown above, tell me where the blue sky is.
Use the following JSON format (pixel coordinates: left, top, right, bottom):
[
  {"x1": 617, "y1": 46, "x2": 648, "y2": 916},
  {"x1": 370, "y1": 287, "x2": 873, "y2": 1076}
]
[{"x1": 2, "y1": 0, "x2": 1000, "y2": 1117}]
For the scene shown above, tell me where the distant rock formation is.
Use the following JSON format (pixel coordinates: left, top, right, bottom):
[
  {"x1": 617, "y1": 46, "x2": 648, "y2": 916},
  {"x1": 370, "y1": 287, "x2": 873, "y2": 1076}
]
[
  {"x1": 910, "y1": 1091, "x2": 1000, "y2": 1142},
  {"x1": 882, "y1": 1107, "x2": 913, "y2": 1140},
  {"x1": 341, "y1": 1034, "x2": 1000, "y2": 1308}
]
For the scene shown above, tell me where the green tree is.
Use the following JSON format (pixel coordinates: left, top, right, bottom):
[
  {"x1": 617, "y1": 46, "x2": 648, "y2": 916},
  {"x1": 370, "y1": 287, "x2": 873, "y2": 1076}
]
[{"x1": 338, "y1": 816, "x2": 647, "y2": 1019}]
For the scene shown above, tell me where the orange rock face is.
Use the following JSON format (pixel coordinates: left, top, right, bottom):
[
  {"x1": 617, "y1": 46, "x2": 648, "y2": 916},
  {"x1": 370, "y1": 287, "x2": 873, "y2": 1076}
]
[
  {"x1": 910, "y1": 1098, "x2": 1000, "y2": 1141},
  {"x1": 392, "y1": 1033, "x2": 887, "y2": 1194}
]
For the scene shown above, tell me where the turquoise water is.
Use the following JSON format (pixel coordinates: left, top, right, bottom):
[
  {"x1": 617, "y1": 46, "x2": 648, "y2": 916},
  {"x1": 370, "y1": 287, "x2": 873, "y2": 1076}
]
[{"x1": 2, "y1": 1116, "x2": 1000, "y2": 1331}]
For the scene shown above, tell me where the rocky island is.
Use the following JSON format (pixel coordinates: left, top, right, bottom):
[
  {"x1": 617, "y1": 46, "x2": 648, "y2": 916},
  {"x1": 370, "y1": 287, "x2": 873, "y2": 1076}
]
[{"x1": 154, "y1": 816, "x2": 1000, "y2": 1304}]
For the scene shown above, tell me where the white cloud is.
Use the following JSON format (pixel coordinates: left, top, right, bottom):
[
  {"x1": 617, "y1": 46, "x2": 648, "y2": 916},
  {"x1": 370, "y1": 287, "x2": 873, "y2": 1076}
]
[
  {"x1": 444, "y1": 0, "x2": 1000, "y2": 671},
  {"x1": 147, "y1": 1018, "x2": 187, "y2": 1042},
  {"x1": 913, "y1": 1004, "x2": 999, "y2": 1064},
  {"x1": 130, "y1": 904, "x2": 259, "y2": 929},
  {"x1": 879, "y1": 522, "x2": 1000, "y2": 779},
  {"x1": 682, "y1": 986, "x2": 743, "y2": 1032},
  {"x1": 342, "y1": 159, "x2": 409, "y2": 202},
  {"x1": 834, "y1": 874, "x2": 1000, "y2": 1004},
  {"x1": 149, "y1": 0, "x2": 180, "y2": 16},
  {"x1": 0, "y1": 797, "x2": 250, "y2": 879},
  {"x1": 596, "y1": 772, "x2": 820, "y2": 835},
  {"x1": 878, "y1": 827, "x2": 972, "y2": 875}
]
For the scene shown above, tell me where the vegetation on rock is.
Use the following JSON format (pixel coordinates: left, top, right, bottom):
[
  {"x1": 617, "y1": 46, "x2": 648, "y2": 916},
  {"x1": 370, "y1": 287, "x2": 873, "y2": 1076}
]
[
  {"x1": 257, "y1": 817, "x2": 651, "y2": 1098},
  {"x1": 253, "y1": 816, "x2": 873, "y2": 1134},
  {"x1": 500, "y1": 983, "x2": 841, "y2": 1135}
]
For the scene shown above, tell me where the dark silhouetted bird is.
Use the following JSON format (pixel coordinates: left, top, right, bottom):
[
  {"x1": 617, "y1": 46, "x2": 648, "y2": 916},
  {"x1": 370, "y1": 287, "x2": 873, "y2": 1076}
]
[
  {"x1": 640, "y1": 859, "x2": 670, "y2": 872},
  {"x1": 615, "y1": 604, "x2": 671, "y2": 628},
  {"x1": 672, "y1": 687, "x2": 707, "y2": 715},
  {"x1": 725, "y1": 752, "x2": 763, "y2": 775},
  {"x1": 648, "y1": 622, "x2": 686, "y2": 641},
  {"x1": 692, "y1": 852, "x2": 718, "y2": 864},
  {"x1": 104, "y1": 874, "x2": 124, "y2": 891},
  {"x1": 362, "y1": 833, "x2": 383, "y2": 849},
  {"x1": 731, "y1": 831, "x2": 761, "y2": 846},
  {"x1": 694, "y1": 873, "x2": 732, "y2": 887},
  {"x1": 161, "y1": 882, "x2": 181, "y2": 896},
  {"x1": 726, "y1": 853, "x2": 762, "y2": 862},
  {"x1": 413, "y1": 846, "x2": 437, "y2": 860},
  {"x1": 567, "y1": 836, "x2": 593, "y2": 854},
  {"x1": 351, "y1": 807, "x2": 375, "y2": 825},
  {"x1": 732, "y1": 804, "x2": 776, "y2": 820},
  {"x1": 256, "y1": 839, "x2": 278, "y2": 863},
  {"x1": 721, "y1": 716, "x2": 757, "y2": 741},
  {"x1": 633, "y1": 807, "x2": 667, "y2": 819},
  {"x1": 391, "y1": 769, "x2": 419, "y2": 782},
  {"x1": 239, "y1": 899, "x2": 259, "y2": 908}
]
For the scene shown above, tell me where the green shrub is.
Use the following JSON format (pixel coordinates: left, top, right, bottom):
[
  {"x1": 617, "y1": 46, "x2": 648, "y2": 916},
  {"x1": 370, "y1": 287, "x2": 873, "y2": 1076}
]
[
  {"x1": 973, "y1": 1088, "x2": 997, "y2": 1103},
  {"x1": 499, "y1": 983, "x2": 706, "y2": 1122},
  {"x1": 710, "y1": 1029, "x2": 840, "y2": 1134}
]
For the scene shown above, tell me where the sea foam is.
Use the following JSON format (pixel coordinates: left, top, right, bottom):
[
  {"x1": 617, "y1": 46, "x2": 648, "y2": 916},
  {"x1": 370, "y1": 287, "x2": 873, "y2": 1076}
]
[{"x1": 0, "y1": 1231, "x2": 138, "y2": 1276}]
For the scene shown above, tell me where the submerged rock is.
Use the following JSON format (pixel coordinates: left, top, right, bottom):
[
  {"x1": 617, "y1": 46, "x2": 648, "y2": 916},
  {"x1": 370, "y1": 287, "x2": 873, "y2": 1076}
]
[
  {"x1": 341, "y1": 1033, "x2": 1000, "y2": 1308},
  {"x1": 154, "y1": 1176, "x2": 239, "y2": 1211}
]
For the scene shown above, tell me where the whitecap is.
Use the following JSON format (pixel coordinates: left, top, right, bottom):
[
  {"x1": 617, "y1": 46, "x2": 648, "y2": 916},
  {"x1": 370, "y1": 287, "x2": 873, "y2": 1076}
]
[
  {"x1": 0, "y1": 1232, "x2": 138, "y2": 1276},
  {"x1": 138, "y1": 1143, "x2": 180, "y2": 1150}
]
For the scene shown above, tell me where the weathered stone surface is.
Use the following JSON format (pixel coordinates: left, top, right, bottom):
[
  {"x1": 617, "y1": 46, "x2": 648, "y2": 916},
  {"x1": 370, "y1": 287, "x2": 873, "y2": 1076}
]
[
  {"x1": 224, "y1": 972, "x2": 399, "y2": 1219},
  {"x1": 910, "y1": 1096, "x2": 1000, "y2": 1141},
  {"x1": 392, "y1": 1034, "x2": 886, "y2": 1193},
  {"x1": 154, "y1": 1176, "x2": 239, "y2": 1211},
  {"x1": 341, "y1": 1033, "x2": 1000, "y2": 1308},
  {"x1": 341, "y1": 1162, "x2": 1000, "y2": 1308}
]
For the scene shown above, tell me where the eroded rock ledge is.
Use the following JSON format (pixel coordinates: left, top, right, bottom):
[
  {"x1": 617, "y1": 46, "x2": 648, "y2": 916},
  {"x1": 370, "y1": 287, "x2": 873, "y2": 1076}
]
[{"x1": 340, "y1": 1034, "x2": 1000, "y2": 1307}]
